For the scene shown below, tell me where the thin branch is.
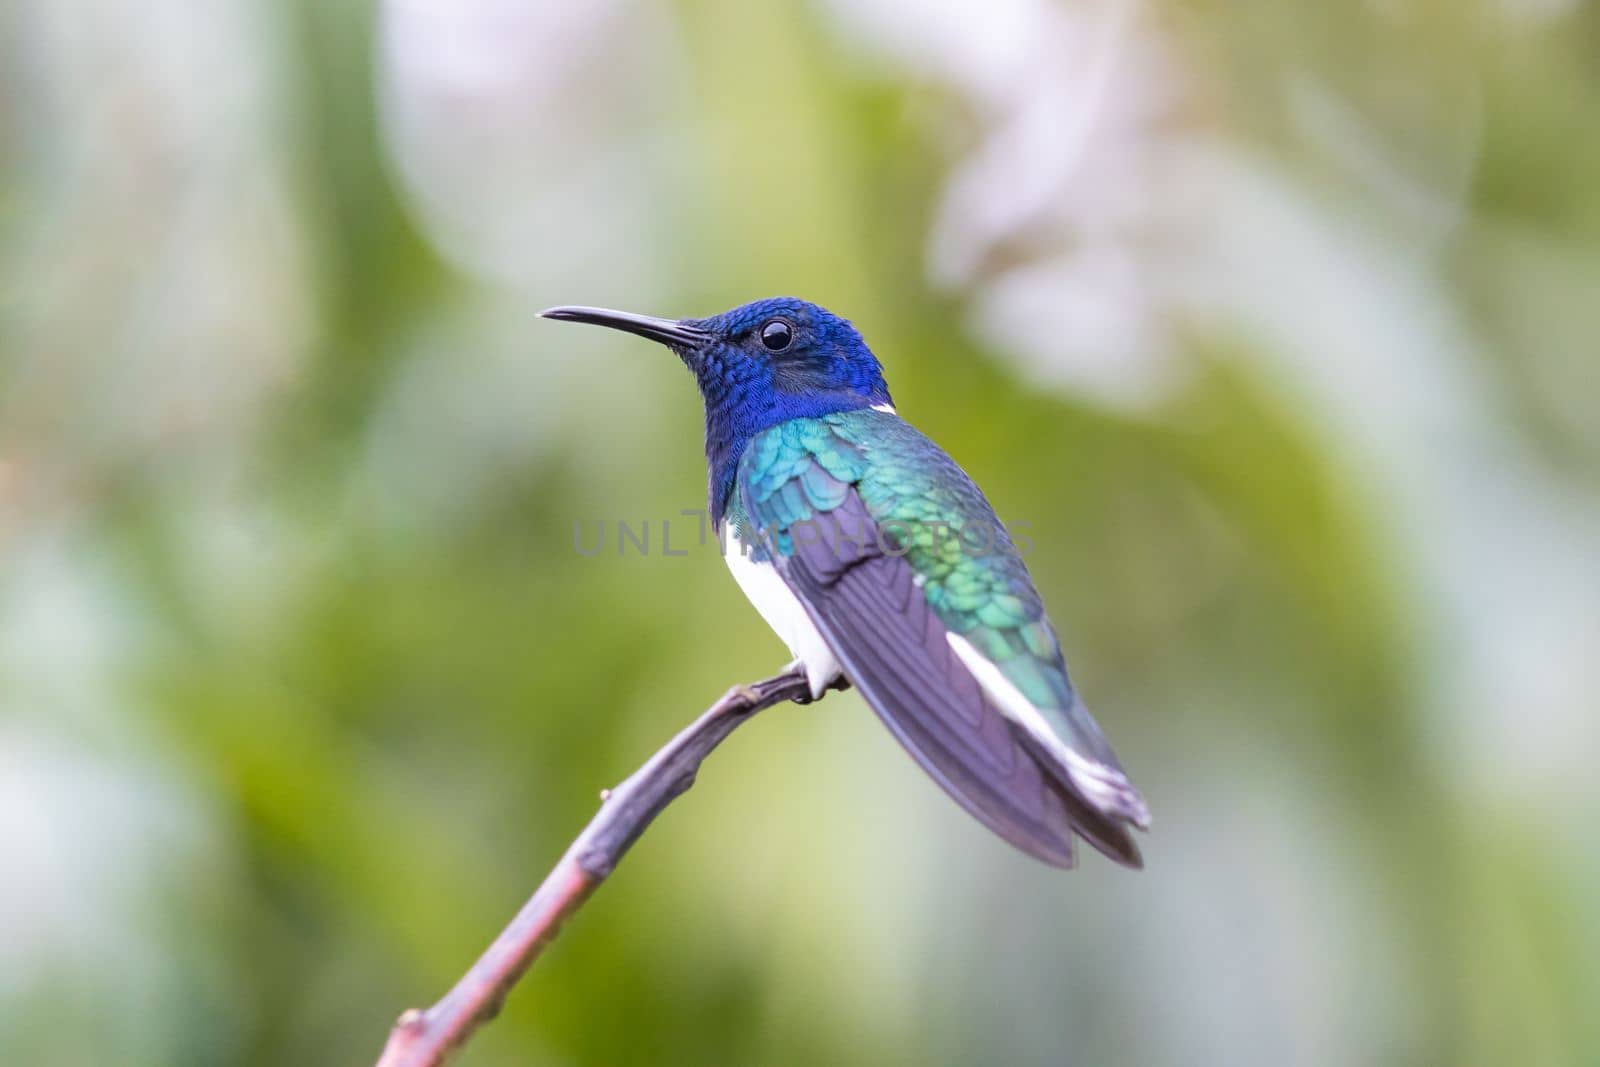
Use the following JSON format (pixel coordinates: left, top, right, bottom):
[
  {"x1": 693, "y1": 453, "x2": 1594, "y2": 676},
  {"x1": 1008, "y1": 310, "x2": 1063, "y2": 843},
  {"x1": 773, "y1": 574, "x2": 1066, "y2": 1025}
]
[{"x1": 374, "y1": 665, "x2": 845, "y2": 1067}]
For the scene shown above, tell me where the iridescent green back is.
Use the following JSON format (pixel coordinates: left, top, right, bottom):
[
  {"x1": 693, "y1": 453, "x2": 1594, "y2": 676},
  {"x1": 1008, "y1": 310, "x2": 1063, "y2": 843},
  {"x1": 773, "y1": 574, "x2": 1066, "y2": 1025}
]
[{"x1": 733, "y1": 408, "x2": 1115, "y2": 764}]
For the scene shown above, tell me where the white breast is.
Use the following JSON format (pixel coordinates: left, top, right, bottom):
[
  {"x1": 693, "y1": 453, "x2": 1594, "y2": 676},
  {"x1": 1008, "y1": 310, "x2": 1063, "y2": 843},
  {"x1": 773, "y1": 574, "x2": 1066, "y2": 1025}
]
[{"x1": 720, "y1": 521, "x2": 842, "y2": 698}]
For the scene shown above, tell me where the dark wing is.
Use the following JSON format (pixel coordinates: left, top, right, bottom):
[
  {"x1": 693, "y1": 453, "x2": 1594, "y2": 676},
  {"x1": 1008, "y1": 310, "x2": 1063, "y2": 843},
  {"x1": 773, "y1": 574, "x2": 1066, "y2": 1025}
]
[
  {"x1": 768, "y1": 491, "x2": 1142, "y2": 868},
  {"x1": 734, "y1": 410, "x2": 1147, "y2": 867}
]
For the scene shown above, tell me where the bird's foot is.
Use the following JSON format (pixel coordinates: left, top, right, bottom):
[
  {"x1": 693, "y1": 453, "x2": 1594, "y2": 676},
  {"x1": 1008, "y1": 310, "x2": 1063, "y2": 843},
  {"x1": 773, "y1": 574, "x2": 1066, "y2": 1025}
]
[{"x1": 786, "y1": 661, "x2": 850, "y2": 705}]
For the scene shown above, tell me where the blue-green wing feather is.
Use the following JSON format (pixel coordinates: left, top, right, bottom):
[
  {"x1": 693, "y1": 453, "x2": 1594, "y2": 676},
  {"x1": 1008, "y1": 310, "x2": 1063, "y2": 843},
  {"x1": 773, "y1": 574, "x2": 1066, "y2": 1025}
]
[{"x1": 732, "y1": 409, "x2": 1147, "y2": 867}]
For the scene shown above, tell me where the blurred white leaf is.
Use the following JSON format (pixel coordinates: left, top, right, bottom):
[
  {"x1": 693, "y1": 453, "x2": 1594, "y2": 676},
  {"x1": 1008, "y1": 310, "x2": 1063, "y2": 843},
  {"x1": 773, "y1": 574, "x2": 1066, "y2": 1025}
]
[{"x1": 379, "y1": 0, "x2": 694, "y2": 294}]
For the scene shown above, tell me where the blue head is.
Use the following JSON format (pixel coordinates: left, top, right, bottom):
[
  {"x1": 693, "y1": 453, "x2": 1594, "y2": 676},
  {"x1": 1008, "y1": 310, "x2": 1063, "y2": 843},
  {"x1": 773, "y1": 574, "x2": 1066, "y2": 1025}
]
[{"x1": 542, "y1": 297, "x2": 892, "y2": 520}]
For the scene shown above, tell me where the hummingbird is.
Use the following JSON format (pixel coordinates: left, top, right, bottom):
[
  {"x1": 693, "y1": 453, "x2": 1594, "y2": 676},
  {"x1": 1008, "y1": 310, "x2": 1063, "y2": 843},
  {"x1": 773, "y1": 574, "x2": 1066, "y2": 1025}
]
[{"x1": 542, "y1": 298, "x2": 1150, "y2": 868}]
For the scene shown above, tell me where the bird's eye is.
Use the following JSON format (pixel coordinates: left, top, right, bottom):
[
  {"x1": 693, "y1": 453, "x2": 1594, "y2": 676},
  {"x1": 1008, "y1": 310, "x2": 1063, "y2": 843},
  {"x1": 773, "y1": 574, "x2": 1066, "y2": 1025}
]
[{"x1": 759, "y1": 319, "x2": 793, "y2": 352}]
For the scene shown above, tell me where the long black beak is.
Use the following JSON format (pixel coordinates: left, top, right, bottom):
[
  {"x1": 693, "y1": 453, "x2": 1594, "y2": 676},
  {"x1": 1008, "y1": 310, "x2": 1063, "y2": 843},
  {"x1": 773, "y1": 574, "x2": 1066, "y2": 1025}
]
[{"x1": 540, "y1": 305, "x2": 709, "y2": 348}]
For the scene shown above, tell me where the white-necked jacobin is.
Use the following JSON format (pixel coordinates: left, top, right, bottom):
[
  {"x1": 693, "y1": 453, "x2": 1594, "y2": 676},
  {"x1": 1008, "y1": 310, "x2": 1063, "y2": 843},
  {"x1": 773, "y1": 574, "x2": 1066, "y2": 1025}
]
[{"x1": 542, "y1": 297, "x2": 1150, "y2": 868}]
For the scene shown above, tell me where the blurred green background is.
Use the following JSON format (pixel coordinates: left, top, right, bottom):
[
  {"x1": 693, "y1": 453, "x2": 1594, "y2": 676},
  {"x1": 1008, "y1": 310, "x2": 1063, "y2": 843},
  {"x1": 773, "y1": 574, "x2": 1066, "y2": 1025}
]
[{"x1": 3, "y1": 1, "x2": 1599, "y2": 1064}]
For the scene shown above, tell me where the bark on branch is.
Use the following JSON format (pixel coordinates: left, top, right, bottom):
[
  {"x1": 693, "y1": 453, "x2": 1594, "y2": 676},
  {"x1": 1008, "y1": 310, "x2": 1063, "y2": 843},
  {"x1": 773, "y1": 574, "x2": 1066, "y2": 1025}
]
[{"x1": 374, "y1": 665, "x2": 844, "y2": 1067}]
